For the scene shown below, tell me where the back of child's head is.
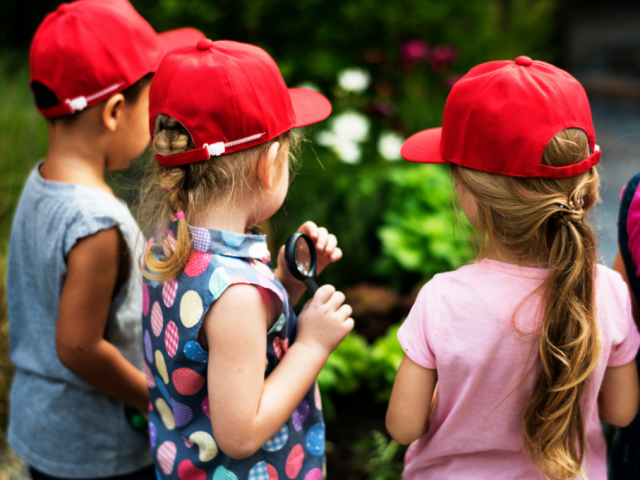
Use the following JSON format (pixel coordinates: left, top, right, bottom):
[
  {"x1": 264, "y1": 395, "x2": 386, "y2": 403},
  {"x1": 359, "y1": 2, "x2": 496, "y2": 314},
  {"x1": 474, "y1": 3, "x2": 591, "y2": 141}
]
[
  {"x1": 401, "y1": 57, "x2": 602, "y2": 480},
  {"x1": 29, "y1": 0, "x2": 204, "y2": 121},
  {"x1": 140, "y1": 40, "x2": 332, "y2": 282}
]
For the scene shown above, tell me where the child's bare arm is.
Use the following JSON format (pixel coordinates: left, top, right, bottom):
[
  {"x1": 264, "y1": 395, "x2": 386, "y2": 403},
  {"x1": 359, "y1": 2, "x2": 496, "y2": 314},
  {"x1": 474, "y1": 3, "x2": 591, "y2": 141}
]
[
  {"x1": 55, "y1": 227, "x2": 149, "y2": 413},
  {"x1": 598, "y1": 359, "x2": 640, "y2": 427},
  {"x1": 386, "y1": 355, "x2": 437, "y2": 445},
  {"x1": 204, "y1": 283, "x2": 353, "y2": 459}
]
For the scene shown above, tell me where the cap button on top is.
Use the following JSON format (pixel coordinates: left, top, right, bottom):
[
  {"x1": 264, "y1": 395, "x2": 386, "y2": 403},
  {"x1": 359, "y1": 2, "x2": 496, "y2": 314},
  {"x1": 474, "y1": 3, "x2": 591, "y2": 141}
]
[
  {"x1": 197, "y1": 39, "x2": 213, "y2": 50},
  {"x1": 56, "y1": 3, "x2": 70, "y2": 15},
  {"x1": 515, "y1": 56, "x2": 533, "y2": 66}
]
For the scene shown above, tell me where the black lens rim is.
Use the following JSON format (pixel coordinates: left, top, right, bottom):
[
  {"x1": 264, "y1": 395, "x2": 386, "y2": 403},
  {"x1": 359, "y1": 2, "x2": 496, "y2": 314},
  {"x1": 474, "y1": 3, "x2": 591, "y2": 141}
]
[{"x1": 284, "y1": 232, "x2": 317, "y2": 281}]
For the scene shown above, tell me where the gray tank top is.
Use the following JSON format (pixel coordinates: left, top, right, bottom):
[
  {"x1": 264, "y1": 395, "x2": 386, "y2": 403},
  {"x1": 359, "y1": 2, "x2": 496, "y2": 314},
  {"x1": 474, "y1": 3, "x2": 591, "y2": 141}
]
[{"x1": 7, "y1": 165, "x2": 152, "y2": 477}]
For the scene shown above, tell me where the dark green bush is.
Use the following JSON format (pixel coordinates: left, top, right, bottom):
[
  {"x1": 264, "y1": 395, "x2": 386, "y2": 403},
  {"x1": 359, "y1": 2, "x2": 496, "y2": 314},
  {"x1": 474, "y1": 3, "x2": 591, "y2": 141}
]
[{"x1": 127, "y1": 0, "x2": 557, "y2": 290}]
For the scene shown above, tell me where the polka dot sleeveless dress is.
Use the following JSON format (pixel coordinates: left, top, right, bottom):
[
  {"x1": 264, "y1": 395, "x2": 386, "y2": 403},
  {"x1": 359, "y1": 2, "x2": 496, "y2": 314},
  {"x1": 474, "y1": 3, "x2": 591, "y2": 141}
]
[{"x1": 143, "y1": 226, "x2": 325, "y2": 480}]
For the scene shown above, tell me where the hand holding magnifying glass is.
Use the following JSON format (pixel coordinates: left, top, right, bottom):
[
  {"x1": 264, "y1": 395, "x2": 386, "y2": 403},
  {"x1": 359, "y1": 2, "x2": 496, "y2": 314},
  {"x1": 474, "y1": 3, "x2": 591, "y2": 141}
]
[{"x1": 284, "y1": 232, "x2": 321, "y2": 296}]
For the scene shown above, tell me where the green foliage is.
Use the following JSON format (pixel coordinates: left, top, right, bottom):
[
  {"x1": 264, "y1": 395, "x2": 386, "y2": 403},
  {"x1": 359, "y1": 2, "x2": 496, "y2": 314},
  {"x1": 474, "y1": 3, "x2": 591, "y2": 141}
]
[
  {"x1": 0, "y1": 54, "x2": 47, "y2": 254},
  {"x1": 318, "y1": 323, "x2": 404, "y2": 417},
  {"x1": 378, "y1": 165, "x2": 470, "y2": 279},
  {"x1": 355, "y1": 430, "x2": 405, "y2": 480},
  {"x1": 368, "y1": 324, "x2": 405, "y2": 401}
]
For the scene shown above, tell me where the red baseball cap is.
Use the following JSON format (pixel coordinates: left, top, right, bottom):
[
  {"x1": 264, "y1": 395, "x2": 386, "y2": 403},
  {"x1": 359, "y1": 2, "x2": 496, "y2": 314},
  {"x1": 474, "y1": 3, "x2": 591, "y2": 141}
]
[
  {"x1": 30, "y1": 0, "x2": 205, "y2": 119},
  {"x1": 401, "y1": 56, "x2": 600, "y2": 179},
  {"x1": 149, "y1": 39, "x2": 332, "y2": 167}
]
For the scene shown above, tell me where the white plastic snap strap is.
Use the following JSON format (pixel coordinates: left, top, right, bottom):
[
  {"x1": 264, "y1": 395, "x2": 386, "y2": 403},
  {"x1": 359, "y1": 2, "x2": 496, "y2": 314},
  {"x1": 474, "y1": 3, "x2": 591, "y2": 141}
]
[
  {"x1": 67, "y1": 96, "x2": 88, "y2": 112},
  {"x1": 204, "y1": 133, "x2": 266, "y2": 157},
  {"x1": 65, "y1": 82, "x2": 125, "y2": 113}
]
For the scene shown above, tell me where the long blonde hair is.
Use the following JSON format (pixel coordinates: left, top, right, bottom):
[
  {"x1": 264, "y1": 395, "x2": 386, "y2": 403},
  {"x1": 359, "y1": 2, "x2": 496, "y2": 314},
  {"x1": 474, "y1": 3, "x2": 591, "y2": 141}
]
[
  {"x1": 451, "y1": 129, "x2": 601, "y2": 480},
  {"x1": 138, "y1": 114, "x2": 297, "y2": 282}
]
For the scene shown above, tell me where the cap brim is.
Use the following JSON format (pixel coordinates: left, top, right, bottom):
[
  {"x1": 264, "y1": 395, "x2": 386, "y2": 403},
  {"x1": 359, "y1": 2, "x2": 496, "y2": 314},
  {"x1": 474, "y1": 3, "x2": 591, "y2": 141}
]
[
  {"x1": 400, "y1": 127, "x2": 447, "y2": 163},
  {"x1": 289, "y1": 88, "x2": 332, "y2": 128},
  {"x1": 159, "y1": 28, "x2": 206, "y2": 53}
]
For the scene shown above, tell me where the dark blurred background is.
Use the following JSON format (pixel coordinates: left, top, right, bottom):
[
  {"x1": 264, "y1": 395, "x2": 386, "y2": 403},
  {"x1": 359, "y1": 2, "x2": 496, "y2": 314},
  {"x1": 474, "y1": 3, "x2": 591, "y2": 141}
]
[{"x1": 0, "y1": 0, "x2": 639, "y2": 478}]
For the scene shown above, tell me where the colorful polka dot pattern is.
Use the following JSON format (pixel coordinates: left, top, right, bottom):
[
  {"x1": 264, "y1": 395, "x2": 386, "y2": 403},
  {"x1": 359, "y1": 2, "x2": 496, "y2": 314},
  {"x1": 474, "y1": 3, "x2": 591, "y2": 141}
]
[
  {"x1": 165, "y1": 321, "x2": 179, "y2": 358},
  {"x1": 263, "y1": 424, "x2": 289, "y2": 452},
  {"x1": 188, "y1": 226, "x2": 211, "y2": 253},
  {"x1": 180, "y1": 291, "x2": 203, "y2": 328},
  {"x1": 156, "y1": 398, "x2": 175, "y2": 431},
  {"x1": 157, "y1": 441, "x2": 177, "y2": 475},
  {"x1": 143, "y1": 283, "x2": 150, "y2": 316},
  {"x1": 145, "y1": 362, "x2": 156, "y2": 388},
  {"x1": 177, "y1": 459, "x2": 206, "y2": 480},
  {"x1": 189, "y1": 431, "x2": 218, "y2": 462},
  {"x1": 142, "y1": 228, "x2": 323, "y2": 479},
  {"x1": 151, "y1": 302, "x2": 164, "y2": 336},
  {"x1": 163, "y1": 277, "x2": 178, "y2": 308},
  {"x1": 155, "y1": 350, "x2": 169, "y2": 384},
  {"x1": 172, "y1": 368, "x2": 205, "y2": 396},
  {"x1": 185, "y1": 251, "x2": 213, "y2": 278}
]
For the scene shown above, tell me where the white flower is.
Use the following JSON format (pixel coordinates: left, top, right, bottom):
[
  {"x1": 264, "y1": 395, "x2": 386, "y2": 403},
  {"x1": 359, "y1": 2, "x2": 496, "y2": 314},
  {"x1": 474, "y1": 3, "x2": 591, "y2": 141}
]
[
  {"x1": 337, "y1": 67, "x2": 371, "y2": 94},
  {"x1": 296, "y1": 81, "x2": 321, "y2": 93},
  {"x1": 377, "y1": 130, "x2": 404, "y2": 161},
  {"x1": 315, "y1": 109, "x2": 370, "y2": 165},
  {"x1": 332, "y1": 110, "x2": 370, "y2": 143},
  {"x1": 332, "y1": 137, "x2": 362, "y2": 164}
]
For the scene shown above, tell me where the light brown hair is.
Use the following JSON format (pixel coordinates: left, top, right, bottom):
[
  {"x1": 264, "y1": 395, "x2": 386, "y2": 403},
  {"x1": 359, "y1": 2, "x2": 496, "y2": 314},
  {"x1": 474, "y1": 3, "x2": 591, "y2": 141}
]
[
  {"x1": 138, "y1": 114, "x2": 298, "y2": 282},
  {"x1": 451, "y1": 129, "x2": 601, "y2": 480}
]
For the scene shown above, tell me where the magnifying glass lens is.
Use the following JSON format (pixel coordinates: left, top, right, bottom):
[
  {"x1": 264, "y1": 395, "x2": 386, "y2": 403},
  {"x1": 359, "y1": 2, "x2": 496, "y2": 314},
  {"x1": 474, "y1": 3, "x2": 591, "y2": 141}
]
[{"x1": 295, "y1": 237, "x2": 312, "y2": 275}]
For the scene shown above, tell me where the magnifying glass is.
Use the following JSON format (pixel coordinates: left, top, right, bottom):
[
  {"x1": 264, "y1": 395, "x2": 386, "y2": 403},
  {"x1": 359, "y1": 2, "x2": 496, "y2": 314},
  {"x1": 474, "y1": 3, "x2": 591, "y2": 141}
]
[{"x1": 285, "y1": 232, "x2": 321, "y2": 296}]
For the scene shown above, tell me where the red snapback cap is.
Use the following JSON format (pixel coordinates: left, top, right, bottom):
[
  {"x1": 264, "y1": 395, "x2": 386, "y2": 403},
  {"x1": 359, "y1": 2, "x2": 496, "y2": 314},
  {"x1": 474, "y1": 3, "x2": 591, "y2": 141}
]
[
  {"x1": 30, "y1": 0, "x2": 205, "y2": 119},
  {"x1": 401, "y1": 56, "x2": 600, "y2": 179},
  {"x1": 149, "y1": 39, "x2": 332, "y2": 167}
]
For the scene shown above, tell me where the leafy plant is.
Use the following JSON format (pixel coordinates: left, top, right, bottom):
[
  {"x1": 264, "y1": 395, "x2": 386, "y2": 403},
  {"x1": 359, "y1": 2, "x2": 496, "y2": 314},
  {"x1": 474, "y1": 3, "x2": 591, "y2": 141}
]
[
  {"x1": 377, "y1": 164, "x2": 471, "y2": 281},
  {"x1": 355, "y1": 430, "x2": 406, "y2": 480},
  {"x1": 318, "y1": 322, "x2": 406, "y2": 414},
  {"x1": 368, "y1": 324, "x2": 405, "y2": 401},
  {"x1": 317, "y1": 332, "x2": 370, "y2": 418}
]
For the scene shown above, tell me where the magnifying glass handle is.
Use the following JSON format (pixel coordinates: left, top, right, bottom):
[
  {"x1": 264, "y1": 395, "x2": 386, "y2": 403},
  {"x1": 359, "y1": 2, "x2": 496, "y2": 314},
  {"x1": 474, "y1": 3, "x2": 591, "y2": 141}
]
[{"x1": 304, "y1": 277, "x2": 320, "y2": 296}]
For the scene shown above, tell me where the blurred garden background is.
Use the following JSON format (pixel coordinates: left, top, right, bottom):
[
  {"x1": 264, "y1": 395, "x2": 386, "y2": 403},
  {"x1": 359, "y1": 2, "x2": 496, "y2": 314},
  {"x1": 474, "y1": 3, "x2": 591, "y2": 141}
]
[{"x1": 1, "y1": 0, "x2": 640, "y2": 478}]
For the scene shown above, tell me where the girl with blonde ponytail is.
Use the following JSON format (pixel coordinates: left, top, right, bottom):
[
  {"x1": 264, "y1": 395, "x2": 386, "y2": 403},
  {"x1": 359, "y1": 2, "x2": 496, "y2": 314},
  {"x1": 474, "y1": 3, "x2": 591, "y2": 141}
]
[
  {"x1": 139, "y1": 40, "x2": 355, "y2": 479},
  {"x1": 387, "y1": 57, "x2": 640, "y2": 480}
]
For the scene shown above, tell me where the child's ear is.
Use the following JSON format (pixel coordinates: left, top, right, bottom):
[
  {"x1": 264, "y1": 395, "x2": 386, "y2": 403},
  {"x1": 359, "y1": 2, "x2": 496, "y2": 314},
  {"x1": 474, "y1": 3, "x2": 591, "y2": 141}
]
[
  {"x1": 101, "y1": 93, "x2": 125, "y2": 132},
  {"x1": 258, "y1": 142, "x2": 280, "y2": 191}
]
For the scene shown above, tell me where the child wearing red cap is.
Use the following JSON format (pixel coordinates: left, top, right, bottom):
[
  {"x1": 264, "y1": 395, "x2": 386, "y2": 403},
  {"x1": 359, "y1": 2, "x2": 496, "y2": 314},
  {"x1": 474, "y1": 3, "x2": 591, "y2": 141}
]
[
  {"x1": 386, "y1": 57, "x2": 640, "y2": 480},
  {"x1": 7, "y1": 1, "x2": 203, "y2": 479},
  {"x1": 608, "y1": 180, "x2": 640, "y2": 479},
  {"x1": 138, "y1": 39, "x2": 353, "y2": 479}
]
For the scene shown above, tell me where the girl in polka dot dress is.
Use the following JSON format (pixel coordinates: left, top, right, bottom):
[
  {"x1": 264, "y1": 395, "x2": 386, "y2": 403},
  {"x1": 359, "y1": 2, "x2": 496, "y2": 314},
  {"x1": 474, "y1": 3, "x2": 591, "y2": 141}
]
[{"x1": 138, "y1": 39, "x2": 354, "y2": 480}]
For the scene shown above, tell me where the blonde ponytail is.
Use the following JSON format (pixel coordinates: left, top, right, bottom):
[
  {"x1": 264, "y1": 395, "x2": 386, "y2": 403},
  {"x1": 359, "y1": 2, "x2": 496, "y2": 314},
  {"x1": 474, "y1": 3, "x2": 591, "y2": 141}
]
[
  {"x1": 452, "y1": 129, "x2": 601, "y2": 480},
  {"x1": 139, "y1": 114, "x2": 298, "y2": 282}
]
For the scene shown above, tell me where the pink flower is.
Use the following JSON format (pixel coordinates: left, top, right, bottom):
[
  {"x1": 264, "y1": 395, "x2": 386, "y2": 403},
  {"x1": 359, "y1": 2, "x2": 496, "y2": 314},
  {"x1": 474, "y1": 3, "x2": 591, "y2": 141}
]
[
  {"x1": 401, "y1": 39, "x2": 429, "y2": 62},
  {"x1": 371, "y1": 100, "x2": 397, "y2": 117},
  {"x1": 446, "y1": 74, "x2": 462, "y2": 90},
  {"x1": 431, "y1": 44, "x2": 457, "y2": 69}
]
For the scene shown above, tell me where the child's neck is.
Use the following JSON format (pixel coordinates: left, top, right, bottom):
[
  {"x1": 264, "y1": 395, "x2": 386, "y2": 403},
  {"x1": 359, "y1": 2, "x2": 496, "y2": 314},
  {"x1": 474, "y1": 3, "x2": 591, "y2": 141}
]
[
  {"x1": 40, "y1": 121, "x2": 112, "y2": 194},
  {"x1": 485, "y1": 243, "x2": 548, "y2": 269},
  {"x1": 193, "y1": 195, "x2": 259, "y2": 235}
]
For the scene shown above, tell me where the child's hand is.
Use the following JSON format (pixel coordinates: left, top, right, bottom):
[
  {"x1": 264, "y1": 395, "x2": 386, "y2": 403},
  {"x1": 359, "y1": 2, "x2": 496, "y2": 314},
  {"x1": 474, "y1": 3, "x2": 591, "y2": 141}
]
[
  {"x1": 275, "y1": 221, "x2": 342, "y2": 303},
  {"x1": 296, "y1": 285, "x2": 354, "y2": 357}
]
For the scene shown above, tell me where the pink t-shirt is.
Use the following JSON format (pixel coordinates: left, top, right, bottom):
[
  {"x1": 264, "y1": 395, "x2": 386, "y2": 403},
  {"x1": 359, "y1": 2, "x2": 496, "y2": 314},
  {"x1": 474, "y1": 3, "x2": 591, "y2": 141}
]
[{"x1": 397, "y1": 259, "x2": 640, "y2": 480}]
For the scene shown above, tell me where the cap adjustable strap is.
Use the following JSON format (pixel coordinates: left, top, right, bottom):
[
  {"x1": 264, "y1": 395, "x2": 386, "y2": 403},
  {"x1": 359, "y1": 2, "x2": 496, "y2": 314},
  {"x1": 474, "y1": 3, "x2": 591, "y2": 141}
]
[
  {"x1": 38, "y1": 82, "x2": 125, "y2": 118},
  {"x1": 534, "y1": 145, "x2": 601, "y2": 179},
  {"x1": 156, "y1": 133, "x2": 267, "y2": 167},
  {"x1": 203, "y1": 133, "x2": 266, "y2": 157}
]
